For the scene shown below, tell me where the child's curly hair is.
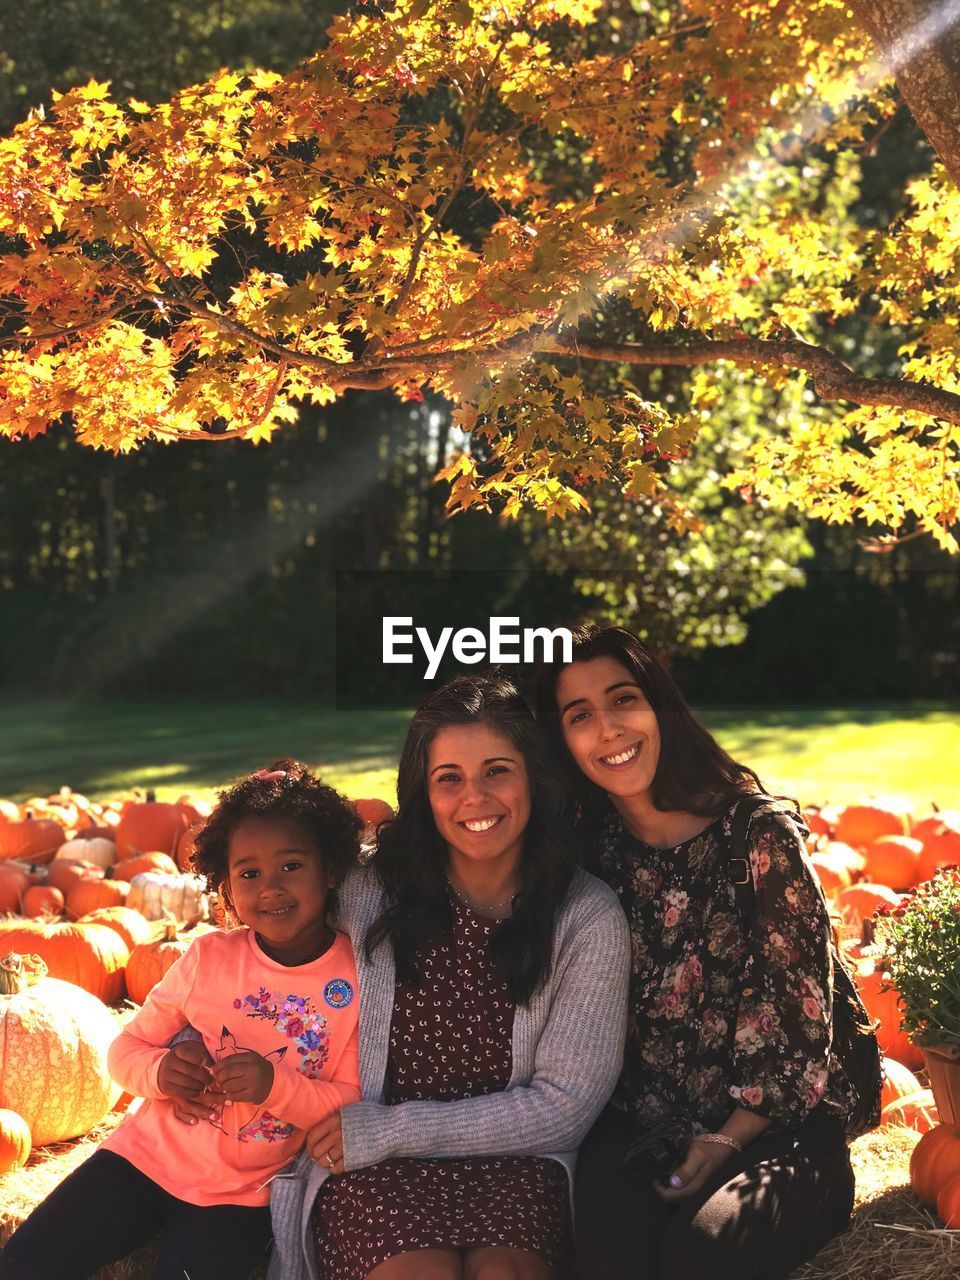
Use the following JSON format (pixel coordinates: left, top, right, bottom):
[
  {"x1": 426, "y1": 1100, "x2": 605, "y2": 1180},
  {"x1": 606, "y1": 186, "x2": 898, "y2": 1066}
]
[{"x1": 192, "y1": 760, "x2": 362, "y2": 922}]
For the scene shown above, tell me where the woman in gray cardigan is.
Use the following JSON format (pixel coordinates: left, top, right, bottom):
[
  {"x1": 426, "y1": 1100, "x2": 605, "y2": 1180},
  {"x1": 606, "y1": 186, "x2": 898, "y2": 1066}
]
[{"x1": 269, "y1": 672, "x2": 629, "y2": 1280}]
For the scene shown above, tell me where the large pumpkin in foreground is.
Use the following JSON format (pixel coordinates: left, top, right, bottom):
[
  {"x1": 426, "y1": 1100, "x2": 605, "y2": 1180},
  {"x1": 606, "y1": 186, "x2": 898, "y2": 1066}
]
[
  {"x1": 0, "y1": 953, "x2": 121, "y2": 1144},
  {"x1": 0, "y1": 919, "x2": 128, "y2": 1004}
]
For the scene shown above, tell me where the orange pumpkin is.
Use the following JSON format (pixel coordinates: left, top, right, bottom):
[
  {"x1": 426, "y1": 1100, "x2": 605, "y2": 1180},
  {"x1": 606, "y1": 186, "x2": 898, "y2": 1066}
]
[
  {"x1": 65, "y1": 877, "x2": 130, "y2": 919},
  {"x1": 353, "y1": 798, "x2": 394, "y2": 827},
  {"x1": 0, "y1": 819, "x2": 65, "y2": 865},
  {"x1": 836, "y1": 803, "x2": 909, "y2": 850},
  {"x1": 21, "y1": 885, "x2": 64, "y2": 920},
  {"x1": 116, "y1": 797, "x2": 195, "y2": 861},
  {"x1": 809, "y1": 854, "x2": 850, "y2": 899},
  {"x1": 835, "y1": 883, "x2": 903, "y2": 932},
  {"x1": 79, "y1": 907, "x2": 155, "y2": 953},
  {"x1": 912, "y1": 1125, "x2": 960, "y2": 1205},
  {"x1": 0, "y1": 862, "x2": 43, "y2": 915},
  {"x1": 174, "y1": 820, "x2": 202, "y2": 873},
  {"x1": 916, "y1": 812, "x2": 960, "y2": 883},
  {"x1": 0, "y1": 800, "x2": 20, "y2": 823},
  {"x1": 0, "y1": 1108, "x2": 31, "y2": 1173},
  {"x1": 820, "y1": 840, "x2": 867, "y2": 879},
  {"x1": 863, "y1": 835, "x2": 922, "y2": 891},
  {"x1": 802, "y1": 808, "x2": 832, "y2": 838},
  {"x1": 0, "y1": 919, "x2": 128, "y2": 1004},
  {"x1": 114, "y1": 851, "x2": 179, "y2": 882},
  {"x1": 125, "y1": 923, "x2": 190, "y2": 1004},
  {"x1": 938, "y1": 1171, "x2": 960, "y2": 1227},
  {"x1": 0, "y1": 953, "x2": 121, "y2": 1144},
  {"x1": 854, "y1": 956, "x2": 923, "y2": 1070},
  {"x1": 884, "y1": 1088, "x2": 939, "y2": 1133},
  {"x1": 881, "y1": 1057, "x2": 923, "y2": 1111},
  {"x1": 46, "y1": 858, "x2": 105, "y2": 898}
]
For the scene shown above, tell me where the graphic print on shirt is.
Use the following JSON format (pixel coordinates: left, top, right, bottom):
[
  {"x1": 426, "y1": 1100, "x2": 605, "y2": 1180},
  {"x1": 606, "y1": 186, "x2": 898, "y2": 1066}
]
[
  {"x1": 212, "y1": 987, "x2": 335, "y2": 1142},
  {"x1": 208, "y1": 1026, "x2": 290, "y2": 1141}
]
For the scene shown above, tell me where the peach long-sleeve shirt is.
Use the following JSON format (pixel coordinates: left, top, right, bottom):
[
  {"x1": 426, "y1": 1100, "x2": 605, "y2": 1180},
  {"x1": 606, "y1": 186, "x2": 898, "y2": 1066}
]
[{"x1": 104, "y1": 927, "x2": 360, "y2": 1206}]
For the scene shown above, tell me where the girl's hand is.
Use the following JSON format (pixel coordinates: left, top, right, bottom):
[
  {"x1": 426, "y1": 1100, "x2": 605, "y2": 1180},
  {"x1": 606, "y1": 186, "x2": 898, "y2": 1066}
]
[
  {"x1": 654, "y1": 1138, "x2": 738, "y2": 1202},
  {"x1": 210, "y1": 1050, "x2": 274, "y2": 1104},
  {"x1": 170, "y1": 1086, "x2": 225, "y2": 1125},
  {"x1": 158, "y1": 1041, "x2": 214, "y2": 1099},
  {"x1": 306, "y1": 1111, "x2": 344, "y2": 1175}
]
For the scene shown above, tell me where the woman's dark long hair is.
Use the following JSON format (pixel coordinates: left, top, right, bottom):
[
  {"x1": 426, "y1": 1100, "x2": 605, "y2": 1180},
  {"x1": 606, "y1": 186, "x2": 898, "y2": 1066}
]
[
  {"x1": 366, "y1": 670, "x2": 578, "y2": 1005},
  {"x1": 535, "y1": 623, "x2": 765, "y2": 820}
]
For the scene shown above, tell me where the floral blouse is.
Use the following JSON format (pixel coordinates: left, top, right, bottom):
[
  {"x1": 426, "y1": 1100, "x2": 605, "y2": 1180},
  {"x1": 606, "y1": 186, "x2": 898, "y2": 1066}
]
[{"x1": 594, "y1": 800, "x2": 856, "y2": 1132}]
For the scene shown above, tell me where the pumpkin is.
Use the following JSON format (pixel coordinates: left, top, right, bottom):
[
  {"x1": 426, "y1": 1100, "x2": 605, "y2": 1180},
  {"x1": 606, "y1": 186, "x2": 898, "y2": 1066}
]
[
  {"x1": 801, "y1": 808, "x2": 832, "y2": 839},
  {"x1": 173, "y1": 820, "x2": 202, "y2": 873},
  {"x1": 809, "y1": 853, "x2": 851, "y2": 898},
  {"x1": 125, "y1": 923, "x2": 191, "y2": 1004},
  {"x1": 65, "y1": 878, "x2": 130, "y2": 919},
  {"x1": 353, "y1": 797, "x2": 394, "y2": 827},
  {"x1": 0, "y1": 800, "x2": 20, "y2": 823},
  {"x1": 863, "y1": 835, "x2": 922, "y2": 891},
  {"x1": 916, "y1": 812, "x2": 960, "y2": 883},
  {"x1": 21, "y1": 885, "x2": 64, "y2": 920},
  {"x1": 938, "y1": 1171, "x2": 960, "y2": 1227},
  {"x1": 116, "y1": 796, "x2": 196, "y2": 861},
  {"x1": 835, "y1": 883, "x2": 903, "y2": 932},
  {"x1": 881, "y1": 1057, "x2": 923, "y2": 1111},
  {"x1": 114, "y1": 851, "x2": 179, "y2": 882},
  {"x1": 835, "y1": 803, "x2": 909, "y2": 850},
  {"x1": 0, "y1": 953, "x2": 121, "y2": 1144},
  {"x1": 820, "y1": 840, "x2": 867, "y2": 879},
  {"x1": 0, "y1": 1108, "x2": 31, "y2": 1174},
  {"x1": 0, "y1": 819, "x2": 65, "y2": 865},
  {"x1": 127, "y1": 872, "x2": 208, "y2": 925},
  {"x1": 911, "y1": 1125, "x2": 960, "y2": 1205},
  {"x1": 0, "y1": 862, "x2": 43, "y2": 915},
  {"x1": 46, "y1": 858, "x2": 105, "y2": 897},
  {"x1": 79, "y1": 906, "x2": 155, "y2": 953},
  {"x1": 854, "y1": 956, "x2": 923, "y2": 1070},
  {"x1": 0, "y1": 919, "x2": 128, "y2": 1004},
  {"x1": 884, "y1": 1088, "x2": 939, "y2": 1134},
  {"x1": 53, "y1": 837, "x2": 116, "y2": 871}
]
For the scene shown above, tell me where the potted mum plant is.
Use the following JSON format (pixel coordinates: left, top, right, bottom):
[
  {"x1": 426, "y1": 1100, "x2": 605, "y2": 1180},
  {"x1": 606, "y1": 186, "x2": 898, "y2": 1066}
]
[{"x1": 878, "y1": 868, "x2": 960, "y2": 1128}]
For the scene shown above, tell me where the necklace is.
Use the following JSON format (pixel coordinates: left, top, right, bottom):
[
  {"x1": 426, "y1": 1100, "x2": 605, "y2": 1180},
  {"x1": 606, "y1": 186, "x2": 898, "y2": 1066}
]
[{"x1": 447, "y1": 878, "x2": 516, "y2": 916}]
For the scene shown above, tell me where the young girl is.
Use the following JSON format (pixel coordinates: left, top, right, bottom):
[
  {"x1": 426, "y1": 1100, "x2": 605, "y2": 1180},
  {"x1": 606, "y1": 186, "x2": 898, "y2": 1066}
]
[{"x1": 0, "y1": 761, "x2": 362, "y2": 1280}]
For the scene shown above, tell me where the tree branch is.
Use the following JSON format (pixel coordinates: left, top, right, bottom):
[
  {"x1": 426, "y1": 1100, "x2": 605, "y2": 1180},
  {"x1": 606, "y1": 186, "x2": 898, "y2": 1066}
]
[{"x1": 534, "y1": 334, "x2": 960, "y2": 425}]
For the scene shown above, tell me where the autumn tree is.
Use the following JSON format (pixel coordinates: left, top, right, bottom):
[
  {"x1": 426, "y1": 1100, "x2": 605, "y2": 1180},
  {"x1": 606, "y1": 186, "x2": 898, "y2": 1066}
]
[{"x1": 1, "y1": 0, "x2": 957, "y2": 548}]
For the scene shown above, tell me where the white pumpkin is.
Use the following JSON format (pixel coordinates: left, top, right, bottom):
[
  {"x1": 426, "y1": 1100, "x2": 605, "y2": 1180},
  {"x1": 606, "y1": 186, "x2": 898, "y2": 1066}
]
[
  {"x1": 127, "y1": 872, "x2": 209, "y2": 925},
  {"x1": 53, "y1": 838, "x2": 116, "y2": 871}
]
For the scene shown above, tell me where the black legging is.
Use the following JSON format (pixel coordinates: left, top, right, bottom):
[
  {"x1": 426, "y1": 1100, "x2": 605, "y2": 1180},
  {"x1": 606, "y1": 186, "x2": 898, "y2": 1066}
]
[
  {"x1": 0, "y1": 1150, "x2": 273, "y2": 1280},
  {"x1": 574, "y1": 1104, "x2": 854, "y2": 1280}
]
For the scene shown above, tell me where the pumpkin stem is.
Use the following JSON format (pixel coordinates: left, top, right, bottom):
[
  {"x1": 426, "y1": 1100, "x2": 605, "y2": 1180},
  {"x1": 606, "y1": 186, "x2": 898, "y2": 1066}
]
[
  {"x1": 163, "y1": 922, "x2": 179, "y2": 942},
  {"x1": 0, "y1": 953, "x2": 48, "y2": 994}
]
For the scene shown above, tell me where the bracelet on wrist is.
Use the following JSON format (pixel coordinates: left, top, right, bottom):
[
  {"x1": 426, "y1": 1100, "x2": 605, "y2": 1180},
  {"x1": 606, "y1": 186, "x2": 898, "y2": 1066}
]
[{"x1": 697, "y1": 1132, "x2": 743, "y2": 1153}]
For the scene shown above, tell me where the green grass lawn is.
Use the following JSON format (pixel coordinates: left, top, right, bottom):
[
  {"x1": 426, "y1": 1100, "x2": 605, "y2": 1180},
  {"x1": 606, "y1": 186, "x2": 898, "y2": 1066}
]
[{"x1": 1, "y1": 699, "x2": 957, "y2": 815}]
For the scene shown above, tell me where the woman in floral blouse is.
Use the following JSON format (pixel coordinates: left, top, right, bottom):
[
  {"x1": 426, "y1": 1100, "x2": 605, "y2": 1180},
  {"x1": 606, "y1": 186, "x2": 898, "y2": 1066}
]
[{"x1": 536, "y1": 623, "x2": 857, "y2": 1280}]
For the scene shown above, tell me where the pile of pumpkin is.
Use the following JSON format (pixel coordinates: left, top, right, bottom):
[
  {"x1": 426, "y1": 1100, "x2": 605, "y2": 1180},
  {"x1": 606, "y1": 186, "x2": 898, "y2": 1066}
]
[
  {"x1": 0, "y1": 789, "x2": 224, "y2": 1178},
  {"x1": 804, "y1": 800, "x2": 960, "y2": 1225}
]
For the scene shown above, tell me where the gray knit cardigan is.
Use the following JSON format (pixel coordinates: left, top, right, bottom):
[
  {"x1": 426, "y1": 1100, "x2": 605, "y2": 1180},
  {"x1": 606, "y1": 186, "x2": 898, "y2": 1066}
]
[{"x1": 266, "y1": 863, "x2": 630, "y2": 1280}]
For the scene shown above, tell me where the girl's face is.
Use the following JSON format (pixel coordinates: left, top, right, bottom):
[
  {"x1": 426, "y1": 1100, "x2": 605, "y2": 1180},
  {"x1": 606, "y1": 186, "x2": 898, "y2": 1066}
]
[
  {"x1": 225, "y1": 817, "x2": 336, "y2": 966},
  {"x1": 555, "y1": 656, "x2": 661, "y2": 802},
  {"x1": 426, "y1": 723, "x2": 531, "y2": 872}
]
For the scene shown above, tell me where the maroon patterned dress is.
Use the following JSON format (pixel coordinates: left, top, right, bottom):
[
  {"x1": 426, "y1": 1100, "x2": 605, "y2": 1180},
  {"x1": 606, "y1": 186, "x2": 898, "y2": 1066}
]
[{"x1": 312, "y1": 895, "x2": 572, "y2": 1279}]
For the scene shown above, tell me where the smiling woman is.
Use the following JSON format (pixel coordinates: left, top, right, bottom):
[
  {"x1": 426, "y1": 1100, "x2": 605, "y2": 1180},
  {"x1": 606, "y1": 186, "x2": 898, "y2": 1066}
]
[
  {"x1": 536, "y1": 624, "x2": 875, "y2": 1280},
  {"x1": 268, "y1": 671, "x2": 630, "y2": 1280}
]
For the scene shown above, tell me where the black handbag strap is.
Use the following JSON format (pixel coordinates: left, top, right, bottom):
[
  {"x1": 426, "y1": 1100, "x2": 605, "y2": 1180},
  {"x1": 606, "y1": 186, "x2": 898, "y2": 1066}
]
[{"x1": 727, "y1": 793, "x2": 778, "y2": 913}]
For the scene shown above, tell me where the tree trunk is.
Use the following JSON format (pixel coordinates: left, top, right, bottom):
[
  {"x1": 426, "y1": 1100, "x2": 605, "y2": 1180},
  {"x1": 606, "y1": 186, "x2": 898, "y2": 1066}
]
[{"x1": 850, "y1": 0, "x2": 960, "y2": 188}]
